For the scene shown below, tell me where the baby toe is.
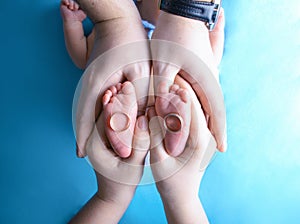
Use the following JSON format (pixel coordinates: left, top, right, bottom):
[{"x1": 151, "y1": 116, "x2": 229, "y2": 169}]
[
  {"x1": 177, "y1": 89, "x2": 189, "y2": 103},
  {"x1": 121, "y1": 81, "x2": 135, "y2": 95},
  {"x1": 169, "y1": 84, "x2": 180, "y2": 94},
  {"x1": 109, "y1": 85, "x2": 118, "y2": 95},
  {"x1": 115, "y1": 83, "x2": 122, "y2": 91},
  {"x1": 74, "y1": 2, "x2": 80, "y2": 10}
]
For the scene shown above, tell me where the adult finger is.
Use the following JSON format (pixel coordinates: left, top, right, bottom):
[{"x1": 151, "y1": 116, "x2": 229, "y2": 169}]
[
  {"x1": 128, "y1": 115, "x2": 150, "y2": 165},
  {"x1": 209, "y1": 8, "x2": 225, "y2": 66},
  {"x1": 147, "y1": 107, "x2": 169, "y2": 163},
  {"x1": 178, "y1": 67, "x2": 227, "y2": 152},
  {"x1": 75, "y1": 67, "x2": 123, "y2": 157},
  {"x1": 150, "y1": 39, "x2": 226, "y2": 152},
  {"x1": 85, "y1": 113, "x2": 119, "y2": 171},
  {"x1": 175, "y1": 75, "x2": 218, "y2": 170},
  {"x1": 75, "y1": 42, "x2": 150, "y2": 157}
]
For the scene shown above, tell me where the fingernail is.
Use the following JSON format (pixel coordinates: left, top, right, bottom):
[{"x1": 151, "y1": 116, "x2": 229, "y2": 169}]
[
  {"x1": 218, "y1": 140, "x2": 227, "y2": 153},
  {"x1": 138, "y1": 116, "x2": 148, "y2": 131},
  {"x1": 222, "y1": 140, "x2": 228, "y2": 152},
  {"x1": 76, "y1": 143, "x2": 83, "y2": 158}
]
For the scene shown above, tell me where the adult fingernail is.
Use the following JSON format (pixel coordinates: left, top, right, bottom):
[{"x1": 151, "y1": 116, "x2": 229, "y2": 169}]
[
  {"x1": 138, "y1": 116, "x2": 148, "y2": 131},
  {"x1": 76, "y1": 143, "x2": 83, "y2": 158},
  {"x1": 222, "y1": 139, "x2": 228, "y2": 152}
]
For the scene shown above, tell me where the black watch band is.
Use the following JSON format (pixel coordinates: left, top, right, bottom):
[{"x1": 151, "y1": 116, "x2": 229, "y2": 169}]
[{"x1": 160, "y1": 0, "x2": 222, "y2": 31}]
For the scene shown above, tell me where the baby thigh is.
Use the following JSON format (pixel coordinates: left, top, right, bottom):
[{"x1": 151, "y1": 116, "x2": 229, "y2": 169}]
[{"x1": 76, "y1": 0, "x2": 137, "y2": 23}]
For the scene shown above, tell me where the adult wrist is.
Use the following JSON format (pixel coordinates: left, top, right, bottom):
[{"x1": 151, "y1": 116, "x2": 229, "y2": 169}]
[
  {"x1": 162, "y1": 196, "x2": 205, "y2": 224},
  {"x1": 96, "y1": 186, "x2": 136, "y2": 210},
  {"x1": 157, "y1": 11, "x2": 208, "y2": 32},
  {"x1": 160, "y1": 190, "x2": 199, "y2": 207}
]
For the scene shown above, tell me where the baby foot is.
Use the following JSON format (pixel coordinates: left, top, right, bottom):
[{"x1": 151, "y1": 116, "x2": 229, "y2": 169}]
[
  {"x1": 103, "y1": 81, "x2": 138, "y2": 158},
  {"x1": 60, "y1": 0, "x2": 87, "y2": 23},
  {"x1": 155, "y1": 82, "x2": 191, "y2": 157}
]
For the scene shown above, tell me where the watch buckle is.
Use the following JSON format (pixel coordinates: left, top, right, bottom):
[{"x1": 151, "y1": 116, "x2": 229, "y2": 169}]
[{"x1": 207, "y1": 1, "x2": 221, "y2": 31}]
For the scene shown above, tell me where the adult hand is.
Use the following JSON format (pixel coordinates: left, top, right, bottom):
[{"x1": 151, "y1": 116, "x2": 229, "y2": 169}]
[
  {"x1": 73, "y1": 1, "x2": 151, "y2": 157},
  {"x1": 88, "y1": 113, "x2": 150, "y2": 194},
  {"x1": 148, "y1": 75, "x2": 216, "y2": 224},
  {"x1": 151, "y1": 9, "x2": 226, "y2": 152},
  {"x1": 70, "y1": 114, "x2": 150, "y2": 224}
]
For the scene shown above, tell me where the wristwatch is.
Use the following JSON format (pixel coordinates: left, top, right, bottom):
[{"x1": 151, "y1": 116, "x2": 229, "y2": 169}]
[{"x1": 159, "y1": 0, "x2": 222, "y2": 31}]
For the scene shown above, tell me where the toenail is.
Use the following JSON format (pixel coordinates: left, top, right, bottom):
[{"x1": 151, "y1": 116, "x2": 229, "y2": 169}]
[
  {"x1": 109, "y1": 112, "x2": 131, "y2": 132},
  {"x1": 163, "y1": 113, "x2": 183, "y2": 133}
]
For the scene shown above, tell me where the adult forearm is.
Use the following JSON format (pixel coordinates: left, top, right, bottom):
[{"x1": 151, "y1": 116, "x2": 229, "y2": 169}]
[
  {"x1": 69, "y1": 193, "x2": 131, "y2": 224},
  {"x1": 162, "y1": 196, "x2": 209, "y2": 224}
]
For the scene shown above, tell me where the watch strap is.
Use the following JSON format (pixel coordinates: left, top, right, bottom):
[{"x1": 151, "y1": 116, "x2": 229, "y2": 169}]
[{"x1": 160, "y1": 0, "x2": 221, "y2": 30}]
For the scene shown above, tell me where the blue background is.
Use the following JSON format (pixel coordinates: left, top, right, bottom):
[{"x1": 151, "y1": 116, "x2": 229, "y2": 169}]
[{"x1": 0, "y1": 0, "x2": 299, "y2": 223}]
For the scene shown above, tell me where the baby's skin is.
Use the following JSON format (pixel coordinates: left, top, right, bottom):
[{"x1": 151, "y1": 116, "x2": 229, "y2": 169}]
[
  {"x1": 61, "y1": 0, "x2": 151, "y2": 157},
  {"x1": 100, "y1": 10, "x2": 225, "y2": 158},
  {"x1": 65, "y1": 1, "x2": 226, "y2": 222},
  {"x1": 102, "y1": 80, "x2": 191, "y2": 158},
  {"x1": 61, "y1": 0, "x2": 225, "y2": 158},
  {"x1": 60, "y1": 0, "x2": 148, "y2": 68}
]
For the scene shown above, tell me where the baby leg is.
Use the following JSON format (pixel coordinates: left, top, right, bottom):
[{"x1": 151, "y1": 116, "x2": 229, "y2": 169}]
[
  {"x1": 75, "y1": 0, "x2": 138, "y2": 23},
  {"x1": 136, "y1": 0, "x2": 160, "y2": 25}
]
